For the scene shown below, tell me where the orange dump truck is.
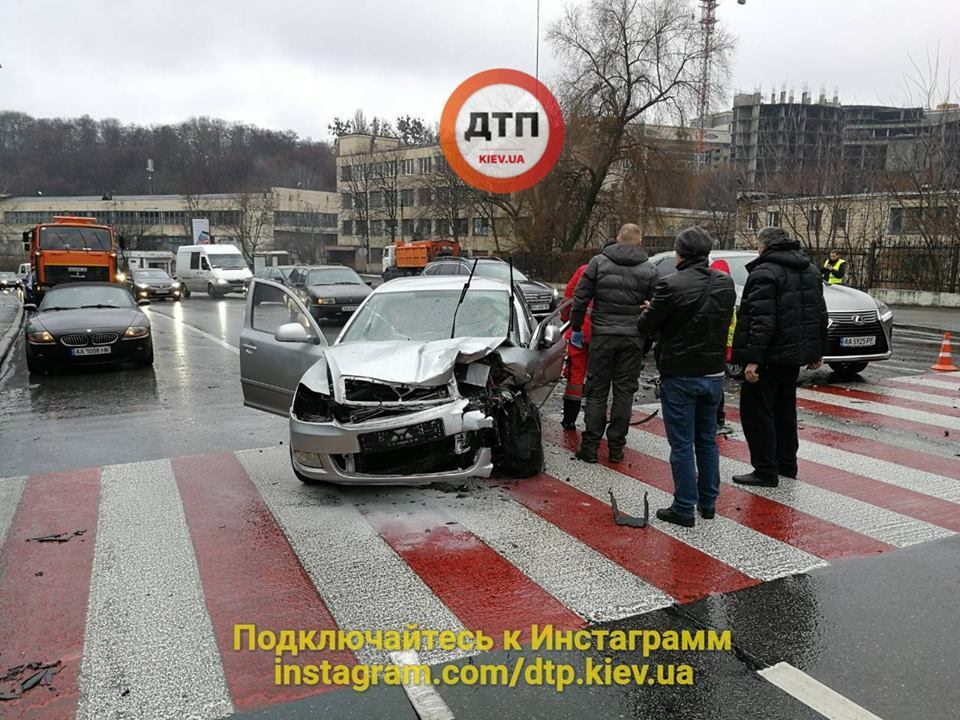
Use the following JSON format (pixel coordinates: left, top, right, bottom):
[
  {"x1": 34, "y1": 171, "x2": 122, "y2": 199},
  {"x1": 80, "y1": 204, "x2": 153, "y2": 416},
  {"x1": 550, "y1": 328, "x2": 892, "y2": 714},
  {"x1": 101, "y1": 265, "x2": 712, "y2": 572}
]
[
  {"x1": 22, "y1": 216, "x2": 125, "y2": 302},
  {"x1": 382, "y1": 240, "x2": 461, "y2": 279}
]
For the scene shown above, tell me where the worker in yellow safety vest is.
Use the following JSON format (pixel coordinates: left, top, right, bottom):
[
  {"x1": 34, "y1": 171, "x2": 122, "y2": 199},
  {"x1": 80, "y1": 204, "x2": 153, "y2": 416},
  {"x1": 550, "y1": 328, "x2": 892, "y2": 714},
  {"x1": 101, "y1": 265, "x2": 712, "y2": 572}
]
[{"x1": 821, "y1": 250, "x2": 846, "y2": 285}]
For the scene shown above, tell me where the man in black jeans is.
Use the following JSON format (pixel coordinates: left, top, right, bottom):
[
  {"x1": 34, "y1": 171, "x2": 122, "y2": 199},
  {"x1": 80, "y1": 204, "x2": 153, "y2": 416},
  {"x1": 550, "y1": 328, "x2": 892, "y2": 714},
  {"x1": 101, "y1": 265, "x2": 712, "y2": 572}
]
[
  {"x1": 569, "y1": 224, "x2": 658, "y2": 463},
  {"x1": 637, "y1": 227, "x2": 736, "y2": 527},
  {"x1": 731, "y1": 227, "x2": 828, "y2": 487}
]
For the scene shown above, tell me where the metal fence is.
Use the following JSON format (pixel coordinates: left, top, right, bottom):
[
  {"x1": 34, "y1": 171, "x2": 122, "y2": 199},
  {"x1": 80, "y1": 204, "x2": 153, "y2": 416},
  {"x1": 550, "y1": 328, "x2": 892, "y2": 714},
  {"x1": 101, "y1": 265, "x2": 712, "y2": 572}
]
[{"x1": 843, "y1": 240, "x2": 960, "y2": 294}]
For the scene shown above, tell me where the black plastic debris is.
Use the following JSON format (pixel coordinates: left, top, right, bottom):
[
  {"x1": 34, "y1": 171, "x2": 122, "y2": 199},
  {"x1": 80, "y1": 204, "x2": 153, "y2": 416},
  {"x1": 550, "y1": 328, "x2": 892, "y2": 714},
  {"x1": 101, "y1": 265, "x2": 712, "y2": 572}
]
[
  {"x1": 630, "y1": 409, "x2": 659, "y2": 426},
  {"x1": 0, "y1": 661, "x2": 61, "y2": 702},
  {"x1": 608, "y1": 489, "x2": 649, "y2": 528},
  {"x1": 26, "y1": 529, "x2": 85, "y2": 544}
]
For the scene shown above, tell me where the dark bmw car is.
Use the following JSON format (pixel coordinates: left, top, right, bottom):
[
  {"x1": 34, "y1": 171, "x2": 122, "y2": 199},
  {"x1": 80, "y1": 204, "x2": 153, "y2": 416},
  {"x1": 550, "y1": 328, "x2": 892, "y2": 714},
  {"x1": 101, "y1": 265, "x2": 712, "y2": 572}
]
[
  {"x1": 422, "y1": 257, "x2": 559, "y2": 317},
  {"x1": 129, "y1": 268, "x2": 182, "y2": 301},
  {"x1": 288, "y1": 265, "x2": 372, "y2": 321},
  {"x1": 0, "y1": 271, "x2": 19, "y2": 294},
  {"x1": 24, "y1": 283, "x2": 153, "y2": 374}
]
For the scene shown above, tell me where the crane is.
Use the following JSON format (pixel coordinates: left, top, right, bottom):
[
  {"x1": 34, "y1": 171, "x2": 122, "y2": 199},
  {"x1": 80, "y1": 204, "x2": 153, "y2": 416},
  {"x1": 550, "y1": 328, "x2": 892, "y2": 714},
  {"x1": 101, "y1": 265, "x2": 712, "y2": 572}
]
[{"x1": 696, "y1": 0, "x2": 746, "y2": 169}]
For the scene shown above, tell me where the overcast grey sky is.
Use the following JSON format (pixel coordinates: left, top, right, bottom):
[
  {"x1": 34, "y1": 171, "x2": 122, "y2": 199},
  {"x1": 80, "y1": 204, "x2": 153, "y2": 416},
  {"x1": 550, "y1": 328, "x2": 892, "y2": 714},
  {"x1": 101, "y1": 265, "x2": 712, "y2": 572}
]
[{"x1": 0, "y1": 0, "x2": 957, "y2": 140}]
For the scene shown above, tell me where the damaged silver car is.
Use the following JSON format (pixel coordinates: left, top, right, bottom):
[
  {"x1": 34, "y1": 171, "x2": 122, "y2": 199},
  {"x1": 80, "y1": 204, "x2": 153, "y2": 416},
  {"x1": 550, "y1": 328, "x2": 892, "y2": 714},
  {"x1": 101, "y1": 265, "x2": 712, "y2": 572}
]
[{"x1": 239, "y1": 275, "x2": 568, "y2": 485}]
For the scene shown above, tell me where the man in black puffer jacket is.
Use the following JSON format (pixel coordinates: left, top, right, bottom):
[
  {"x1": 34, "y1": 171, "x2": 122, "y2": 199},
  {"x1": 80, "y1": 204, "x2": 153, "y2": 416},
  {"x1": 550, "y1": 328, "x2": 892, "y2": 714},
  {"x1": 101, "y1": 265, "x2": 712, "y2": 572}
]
[
  {"x1": 637, "y1": 227, "x2": 736, "y2": 527},
  {"x1": 732, "y1": 227, "x2": 828, "y2": 487},
  {"x1": 570, "y1": 223, "x2": 658, "y2": 463}
]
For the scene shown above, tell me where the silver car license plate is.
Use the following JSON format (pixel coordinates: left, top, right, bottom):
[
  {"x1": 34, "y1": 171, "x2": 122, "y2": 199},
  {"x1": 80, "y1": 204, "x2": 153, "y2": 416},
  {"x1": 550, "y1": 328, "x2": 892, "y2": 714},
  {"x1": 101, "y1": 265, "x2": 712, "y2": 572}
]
[
  {"x1": 71, "y1": 346, "x2": 112, "y2": 356},
  {"x1": 840, "y1": 336, "x2": 876, "y2": 348},
  {"x1": 341, "y1": 305, "x2": 358, "y2": 312},
  {"x1": 531, "y1": 303, "x2": 550, "y2": 311}
]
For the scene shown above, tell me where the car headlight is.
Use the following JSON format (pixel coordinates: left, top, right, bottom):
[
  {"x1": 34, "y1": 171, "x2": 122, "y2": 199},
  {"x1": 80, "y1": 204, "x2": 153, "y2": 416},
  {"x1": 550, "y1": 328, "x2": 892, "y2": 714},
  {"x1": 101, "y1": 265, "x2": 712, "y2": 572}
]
[
  {"x1": 876, "y1": 300, "x2": 893, "y2": 322},
  {"x1": 315, "y1": 297, "x2": 337, "y2": 305},
  {"x1": 123, "y1": 325, "x2": 151, "y2": 339},
  {"x1": 170, "y1": 281, "x2": 181, "y2": 289},
  {"x1": 216, "y1": 278, "x2": 228, "y2": 284},
  {"x1": 27, "y1": 329, "x2": 55, "y2": 344},
  {"x1": 136, "y1": 282, "x2": 150, "y2": 289},
  {"x1": 115, "y1": 272, "x2": 127, "y2": 282},
  {"x1": 552, "y1": 287, "x2": 559, "y2": 299}
]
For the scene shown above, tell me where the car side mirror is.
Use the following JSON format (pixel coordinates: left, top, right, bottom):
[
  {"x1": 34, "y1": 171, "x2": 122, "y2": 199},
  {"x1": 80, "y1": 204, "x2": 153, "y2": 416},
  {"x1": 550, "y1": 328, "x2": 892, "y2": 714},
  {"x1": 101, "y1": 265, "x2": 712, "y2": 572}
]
[
  {"x1": 23, "y1": 303, "x2": 37, "y2": 313},
  {"x1": 137, "y1": 299, "x2": 151, "y2": 306},
  {"x1": 541, "y1": 325, "x2": 561, "y2": 347},
  {"x1": 275, "y1": 322, "x2": 313, "y2": 343},
  {"x1": 365, "y1": 281, "x2": 373, "y2": 287}
]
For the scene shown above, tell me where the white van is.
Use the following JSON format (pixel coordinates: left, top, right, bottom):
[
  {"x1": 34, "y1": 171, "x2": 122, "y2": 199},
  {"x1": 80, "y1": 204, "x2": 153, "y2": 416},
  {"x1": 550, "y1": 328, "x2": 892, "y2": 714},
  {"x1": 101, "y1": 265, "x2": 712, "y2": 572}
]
[{"x1": 175, "y1": 244, "x2": 252, "y2": 298}]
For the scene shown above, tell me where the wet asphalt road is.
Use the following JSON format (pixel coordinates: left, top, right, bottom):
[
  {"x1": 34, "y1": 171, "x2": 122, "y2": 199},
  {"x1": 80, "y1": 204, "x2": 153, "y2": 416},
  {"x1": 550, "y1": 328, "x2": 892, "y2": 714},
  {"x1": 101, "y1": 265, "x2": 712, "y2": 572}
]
[{"x1": 0, "y1": 294, "x2": 957, "y2": 719}]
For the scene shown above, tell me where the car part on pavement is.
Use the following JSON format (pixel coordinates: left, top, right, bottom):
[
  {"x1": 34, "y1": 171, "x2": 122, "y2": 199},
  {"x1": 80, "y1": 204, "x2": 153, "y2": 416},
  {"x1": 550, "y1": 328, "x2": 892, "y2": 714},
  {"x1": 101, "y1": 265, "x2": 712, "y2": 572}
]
[{"x1": 609, "y1": 489, "x2": 649, "y2": 527}]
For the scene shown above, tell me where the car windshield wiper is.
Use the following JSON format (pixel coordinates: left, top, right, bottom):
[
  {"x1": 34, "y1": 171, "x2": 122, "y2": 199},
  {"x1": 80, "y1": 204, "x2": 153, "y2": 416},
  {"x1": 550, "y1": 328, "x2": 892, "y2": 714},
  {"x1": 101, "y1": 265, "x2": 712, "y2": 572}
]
[
  {"x1": 42, "y1": 306, "x2": 77, "y2": 311},
  {"x1": 79, "y1": 304, "x2": 124, "y2": 309}
]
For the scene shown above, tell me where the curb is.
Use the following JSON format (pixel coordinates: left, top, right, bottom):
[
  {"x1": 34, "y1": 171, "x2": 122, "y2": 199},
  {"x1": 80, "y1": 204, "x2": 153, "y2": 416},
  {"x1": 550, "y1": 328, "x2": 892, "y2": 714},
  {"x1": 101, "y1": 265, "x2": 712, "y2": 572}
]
[
  {"x1": 0, "y1": 299, "x2": 24, "y2": 370},
  {"x1": 893, "y1": 322, "x2": 957, "y2": 336}
]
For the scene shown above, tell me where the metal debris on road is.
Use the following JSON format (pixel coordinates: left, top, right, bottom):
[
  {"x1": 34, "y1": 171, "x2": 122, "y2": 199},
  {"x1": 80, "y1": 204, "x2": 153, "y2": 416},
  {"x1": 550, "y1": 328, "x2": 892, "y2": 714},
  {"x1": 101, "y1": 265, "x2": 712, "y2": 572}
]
[
  {"x1": 0, "y1": 661, "x2": 61, "y2": 702},
  {"x1": 26, "y1": 530, "x2": 86, "y2": 544},
  {"x1": 608, "y1": 489, "x2": 649, "y2": 528}
]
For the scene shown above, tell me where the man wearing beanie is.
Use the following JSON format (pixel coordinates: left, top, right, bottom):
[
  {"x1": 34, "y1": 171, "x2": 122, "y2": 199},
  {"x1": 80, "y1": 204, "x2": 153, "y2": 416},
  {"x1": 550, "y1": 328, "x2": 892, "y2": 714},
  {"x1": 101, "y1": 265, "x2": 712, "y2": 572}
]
[
  {"x1": 570, "y1": 224, "x2": 658, "y2": 463},
  {"x1": 637, "y1": 226, "x2": 736, "y2": 527},
  {"x1": 731, "y1": 226, "x2": 828, "y2": 487}
]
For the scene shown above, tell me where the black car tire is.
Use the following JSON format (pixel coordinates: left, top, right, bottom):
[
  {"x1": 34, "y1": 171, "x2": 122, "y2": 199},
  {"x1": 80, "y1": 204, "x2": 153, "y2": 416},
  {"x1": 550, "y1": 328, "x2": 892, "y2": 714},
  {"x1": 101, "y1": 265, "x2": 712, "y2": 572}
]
[
  {"x1": 207, "y1": 283, "x2": 221, "y2": 298},
  {"x1": 828, "y1": 361, "x2": 868, "y2": 378},
  {"x1": 26, "y1": 352, "x2": 48, "y2": 375},
  {"x1": 492, "y1": 392, "x2": 544, "y2": 478}
]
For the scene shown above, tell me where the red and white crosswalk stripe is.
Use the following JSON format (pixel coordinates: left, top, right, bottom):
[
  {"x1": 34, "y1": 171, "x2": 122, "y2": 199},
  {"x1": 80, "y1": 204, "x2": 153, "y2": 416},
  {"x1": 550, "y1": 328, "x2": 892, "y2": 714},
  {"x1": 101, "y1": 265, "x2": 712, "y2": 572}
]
[{"x1": 0, "y1": 373, "x2": 957, "y2": 719}]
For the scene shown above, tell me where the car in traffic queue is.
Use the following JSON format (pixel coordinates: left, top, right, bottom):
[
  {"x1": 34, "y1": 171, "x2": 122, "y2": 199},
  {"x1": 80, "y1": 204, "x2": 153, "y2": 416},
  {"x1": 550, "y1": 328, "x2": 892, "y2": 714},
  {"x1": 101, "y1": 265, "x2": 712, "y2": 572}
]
[
  {"x1": 244, "y1": 264, "x2": 295, "y2": 292},
  {"x1": 421, "y1": 257, "x2": 559, "y2": 318},
  {"x1": 287, "y1": 265, "x2": 373, "y2": 322},
  {"x1": 649, "y1": 250, "x2": 894, "y2": 377},
  {"x1": 0, "y1": 271, "x2": 18, "y2": 294},
  {"x1": 23, "y1": 282, "x2": 153, "y2": 374},
  {"x1": 129, "y1": 268, "x2": 182, "y2": 301},
  {"x1": 175, "y1": 244, "x2": 252, "y2": 298},
  {"x1": 238, "y1": 275, "x2": 568, "y2": 485}
]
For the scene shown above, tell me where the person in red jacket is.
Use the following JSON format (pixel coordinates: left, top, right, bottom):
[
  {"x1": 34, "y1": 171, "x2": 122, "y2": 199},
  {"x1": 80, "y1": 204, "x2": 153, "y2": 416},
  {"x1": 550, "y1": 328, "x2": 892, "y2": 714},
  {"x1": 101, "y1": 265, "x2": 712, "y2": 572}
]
[{"x1": 560, "y1": 263, "x2": 592, "y2": 429}]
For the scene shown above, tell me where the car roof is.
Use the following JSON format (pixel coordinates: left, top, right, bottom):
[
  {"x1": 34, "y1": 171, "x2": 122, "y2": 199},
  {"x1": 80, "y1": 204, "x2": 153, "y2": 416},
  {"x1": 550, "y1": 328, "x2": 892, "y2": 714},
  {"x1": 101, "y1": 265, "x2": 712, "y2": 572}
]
[
  {"x1": 375, "y1": 276, "x2": 511, "y2": 293},
  {"x1": 295, "y1": 264, "x2": 356, "y2": 271},
  {"x1": 179, "y1": 245, "x2": 241, "y2": 253},
  {"x1": 44, "y1": 282, "x2": 123, "y2": 288}
]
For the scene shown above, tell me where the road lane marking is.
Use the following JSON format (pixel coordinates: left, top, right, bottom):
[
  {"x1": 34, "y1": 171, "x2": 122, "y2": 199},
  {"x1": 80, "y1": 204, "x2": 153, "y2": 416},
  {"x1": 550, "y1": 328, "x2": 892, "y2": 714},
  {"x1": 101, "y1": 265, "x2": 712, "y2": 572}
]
[
  {"x1": 172, "y1": 453, "x2": 355, "y2": 710},
  {"x1": 0, "y1": 468, "x2": 100, "y2": 719},
  {"x1": 237, "y1": 447, "x2": 469, "y2": 665},
  {"x1": 894, "y1": 375, "x2": 960, "y2": 392},
  {"x1": 880, "y1": 376, "x2": 960, "y2": 398},
  {"x1": 551, "y1": 421, "x2": 893, "y2": 561},
  {"x1": 797, "y1": 388, "x2": 960, "y2": 432},
  {"x1": 0, "y1": 475, "x2": 26, "y2": 547},
  {"x1": 364, "y1": 504, "x2": 585, "y2": 644},
  {"x1": 808, "y1": 384, "x2": 960, "y2": 417},
  {"x1": 77, "y1": 460, "x2": 233, "y2": 720},
  {"x1": 498, "y1": 468, "x2": 759, "y2": 603},
  {"x1": 759, "y1": 662, "x2": 885, "y2": 720},
  {"x1": 390, "y1": 650, "x2": 456, "y2": 720},
  {"x1": 444, "y1": 483, "x2": 674, "y2": 622},
  {"x1": 147, "y1": 307, "x2": 239, "y2": 355},
  {"x1": 625, "y1": 414, "x2": 951, "y2": 549},
  {"x1": 541, "y1": 437, "x2": 827, "y2": 581},
  {"x1": 796, "y1": 396, "x2": 960, "y2": 445}
]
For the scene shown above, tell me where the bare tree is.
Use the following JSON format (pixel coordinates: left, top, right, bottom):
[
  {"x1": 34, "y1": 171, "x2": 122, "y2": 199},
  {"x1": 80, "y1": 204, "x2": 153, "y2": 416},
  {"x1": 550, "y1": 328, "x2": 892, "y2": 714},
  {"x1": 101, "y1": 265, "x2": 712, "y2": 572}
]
[
  {"x1": 548, "y1": 0, "x2": 729, "y2": 249},
  {"x1": 695, "y1": 164, "x2": 740, "y2": 248},
  {"x1": 212, "y1": 191, "x2": 274, "y2": 262}
]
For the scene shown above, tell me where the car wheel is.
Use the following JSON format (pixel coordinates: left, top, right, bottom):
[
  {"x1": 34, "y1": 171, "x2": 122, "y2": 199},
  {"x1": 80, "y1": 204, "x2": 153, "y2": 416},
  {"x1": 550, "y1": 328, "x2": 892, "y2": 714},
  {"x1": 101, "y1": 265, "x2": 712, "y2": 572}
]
[
  {"x1": 26, "y1": 352, "x2": 48, "y2": 375},
  {"x1": 828, "y1": 361, "x2": 868, "y2": 378},
  {"x1": 492, "y1": 392, "x2": 544, "y2": 478},
  {"x1": 207, "y1": 283, "x2": 220, "y2": 298},
  {"x1": 181, "y1": 285, "x2": 190, "y2": 298}
]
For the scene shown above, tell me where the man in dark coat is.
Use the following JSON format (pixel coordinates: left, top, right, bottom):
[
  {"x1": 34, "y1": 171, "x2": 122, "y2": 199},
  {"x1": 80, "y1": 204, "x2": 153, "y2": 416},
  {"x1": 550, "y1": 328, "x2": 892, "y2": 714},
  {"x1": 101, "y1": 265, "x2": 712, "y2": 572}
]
[
  {"x1": 731, "y1": 227, "x2": 828, "y2": 487},
  {"x1": 570, "y1": 223, "x2": 658, "y2": 463},
  {"x1": 637, "y1": 227, "x2": 736, "y2": 527}
]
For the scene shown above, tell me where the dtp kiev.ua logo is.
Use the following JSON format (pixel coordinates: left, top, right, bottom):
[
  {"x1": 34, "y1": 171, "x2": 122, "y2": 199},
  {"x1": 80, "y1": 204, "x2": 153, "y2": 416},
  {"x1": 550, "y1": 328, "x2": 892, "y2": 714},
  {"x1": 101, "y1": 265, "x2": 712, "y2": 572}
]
[{"x1": 440, "y1": 68, "x2": 564, "y2": 194}]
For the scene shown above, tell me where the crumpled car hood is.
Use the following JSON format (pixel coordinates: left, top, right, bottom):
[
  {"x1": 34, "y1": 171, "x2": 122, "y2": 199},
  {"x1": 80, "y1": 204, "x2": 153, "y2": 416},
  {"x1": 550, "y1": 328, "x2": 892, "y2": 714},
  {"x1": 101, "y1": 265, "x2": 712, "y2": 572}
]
[{"x1": 300, "y1": 336, "x2": 504, "y2": 396}]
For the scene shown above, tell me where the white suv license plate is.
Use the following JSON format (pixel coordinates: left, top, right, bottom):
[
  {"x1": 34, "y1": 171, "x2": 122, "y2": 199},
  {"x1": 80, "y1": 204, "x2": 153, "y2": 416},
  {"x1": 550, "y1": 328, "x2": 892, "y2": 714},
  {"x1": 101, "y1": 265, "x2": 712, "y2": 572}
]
[
  {"x1": 840, "y1": 336, "x2": 876, "y2": 348},
  {"x1": 71, "y1": 346, "x2": 112, "y2": 357},
  {"x1": 532, "y1": 303, "x2": 550, "y2": 311}
]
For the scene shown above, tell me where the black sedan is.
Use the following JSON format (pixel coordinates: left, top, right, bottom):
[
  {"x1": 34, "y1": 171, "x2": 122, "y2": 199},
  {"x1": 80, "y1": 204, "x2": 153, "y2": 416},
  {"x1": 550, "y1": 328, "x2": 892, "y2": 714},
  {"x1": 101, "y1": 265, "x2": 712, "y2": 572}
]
[
  {"x1": 421, "y1": 257, "x2": 559, "y2": 317},
  {"x1": 24, "y1": 283, "x2": 153, "y2": 374},
  {"x1": 288, "y1": 265, "x2": 373, "y2": 321},
  {"x1": 129, "y1": 268, "x2": 182, "y2": 301}
]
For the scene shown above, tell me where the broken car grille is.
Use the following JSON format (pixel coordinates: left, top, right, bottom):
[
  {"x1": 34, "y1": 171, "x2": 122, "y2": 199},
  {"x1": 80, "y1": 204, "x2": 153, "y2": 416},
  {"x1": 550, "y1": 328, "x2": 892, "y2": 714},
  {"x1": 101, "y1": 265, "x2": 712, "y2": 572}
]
[
  {"x1": 357, "y1": 418, "x2": 445, "y2": 453},
  {"x1": 343, "y1": 378, "x2": 449, "y2": 403}
]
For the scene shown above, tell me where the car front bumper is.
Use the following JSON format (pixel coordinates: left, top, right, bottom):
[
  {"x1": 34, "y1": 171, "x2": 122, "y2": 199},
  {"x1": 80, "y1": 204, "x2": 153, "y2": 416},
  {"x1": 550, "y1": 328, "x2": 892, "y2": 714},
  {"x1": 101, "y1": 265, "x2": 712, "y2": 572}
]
[
  {"x1": 288, "y1": 397, "x2": 495, "y2": 485},
  {"x1": 27, "y1": 338, "x2": 153, "y2": 366}
]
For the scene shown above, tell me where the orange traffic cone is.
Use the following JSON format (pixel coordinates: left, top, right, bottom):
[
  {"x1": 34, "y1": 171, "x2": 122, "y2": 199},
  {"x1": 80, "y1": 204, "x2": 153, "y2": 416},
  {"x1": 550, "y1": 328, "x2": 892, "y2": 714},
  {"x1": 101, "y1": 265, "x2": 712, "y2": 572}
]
[{"x1": 931, "y1": 332, "x2": 959, "y2": 372}]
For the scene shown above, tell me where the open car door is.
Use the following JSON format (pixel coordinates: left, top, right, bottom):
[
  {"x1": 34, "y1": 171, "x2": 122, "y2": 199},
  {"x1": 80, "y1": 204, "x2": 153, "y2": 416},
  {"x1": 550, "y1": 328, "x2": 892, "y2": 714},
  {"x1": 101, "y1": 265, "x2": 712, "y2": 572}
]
[
  {"x1": 526, "y1": 300, "x2": 571, "y2": 404},
  {"x1": 239, "y1": 279, "x2": 328, "y2": 416}
]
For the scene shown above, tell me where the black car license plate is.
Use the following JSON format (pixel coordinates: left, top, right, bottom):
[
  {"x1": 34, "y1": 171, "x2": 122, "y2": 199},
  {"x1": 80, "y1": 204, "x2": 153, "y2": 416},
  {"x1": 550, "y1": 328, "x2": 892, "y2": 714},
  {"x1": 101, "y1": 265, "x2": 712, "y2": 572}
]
[{"x1": 358, "y1": 419, "x2": 445, "y2": 453}]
